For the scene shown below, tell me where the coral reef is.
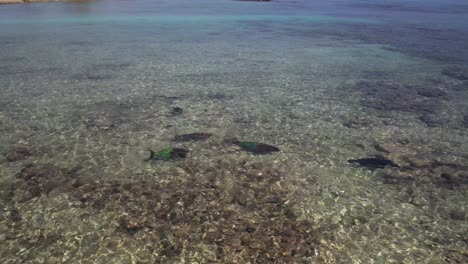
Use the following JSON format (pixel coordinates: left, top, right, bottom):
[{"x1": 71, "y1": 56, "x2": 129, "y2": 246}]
[
  {"x1": 3, "y1": 145, "x2": 32, "y2": 162},
  {"x1": 12, "y1": 164, "x2": 80, "y2": 203},
  {"x1": 373, "y1": 143, "x2": 468, "y2": 188},
  {"x1": 442, "y1": 67, "x2": 468, "y2": 81},
  {"x1": 1, "y1": 160, "x2": 319, "y2": 262},
  {"x1": 350, "y1": 81, "x2": 447, "y2": 114},
  {"x1": 345, "y1": 80, "x2": 461, "y2": 128}
]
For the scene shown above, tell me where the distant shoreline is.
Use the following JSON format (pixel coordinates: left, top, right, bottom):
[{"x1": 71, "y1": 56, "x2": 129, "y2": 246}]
[{"x1": 0, "y1": 0, "x2": 61, "y2": 4}]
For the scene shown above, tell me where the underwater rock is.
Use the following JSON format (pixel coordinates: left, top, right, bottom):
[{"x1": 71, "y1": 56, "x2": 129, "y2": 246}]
[
  {"x1": 0, "y1": 223, "x2": 8, "y2": 233},
  {"x1": 451, "y1": 81, "x2": 468, "y2": 91},
  {"x1": 373, "y1": 143, "x2": 417, "y2": 161},
  {"x1": 71, "y1": 72, "x2": 113, "y2": 81},
  {"x1": 350, "y1": 81, "x2": 444, "y2": 115},
  {"x1": 228, "y1": 139, "x2": 280, "y2": 154},
  {"x1": 348, "y1": 157, "x2": 398, "y2": 169},
  {"x1": 438, "y1": 170, "x2": 468, "y2": 187},
  {"x1": 0, "y1": 99, "x2": 14, "y2": 110},
  {"x1": 381, "y1": 156, "x2": 468, "y2": 188},
  {"x1": 5, "y1": 146, "x2": 32, "y2": 162},
  {"x1": 206, "y1": 93, "x2": 233, "y2": 101},
  {"x1": 373, "y1": 144, "x2": 392, "y2": 154},
  {"x1": 245, "y1": 226, "x2": 256, "y2": 233},
  {"x1": 94, "y1": 62, "x2": 133, "y2": 71},
  {"x1": 13, "y1": 164, "x2": 79, "y2": 202},
  {"x1": 462, "y1": 114, "x2": 468, "y2": 128},
  {"x1": 73, "y1": 100, "x2": 133, "y2": 131},
  {"x1": 64, "y1": 160, "x2": 318, "y2": 262},
  {"x1": 381, "y1": 172, "x2": 413, "y2": 185},
  {"x1": 120, "y1": 217, "x2": 146, "y2": 236},
  {"x1": 342, "y1": 117, "x2": 372, "y2": 129},
  {"x1": 418, "y1": 114, "x2": 449, "y2": 127},
  {"x1": 405, "y1": 157, "x2": 433, "y2": 168},
  {"x1": 147, "y1": 147, "x2": 189, "y2": 161},
  {"x1": 172, "y1": 133, "x2": 212, "y2": 142},
  {"x1": 12, "y1": 189, "x2": 33, "y2": 203},
  {"x1": 170, "y1": 107, "x2": 184, "y2": 116},
  {"x1": 442, "y1": 67, "x2": 468, "y2": 80},
  {"x1": 154, "y1": 95, "x2": 181, "y2": 102},
  {"x1": 9, "y1": 208, "x2": 22, "y2": 222},
  {"x1": 448, "y1": 209, "x2": 466, "y2": 221},
  {"x1": 416, "y1": 87, "x2": 447, "y2": 98}
]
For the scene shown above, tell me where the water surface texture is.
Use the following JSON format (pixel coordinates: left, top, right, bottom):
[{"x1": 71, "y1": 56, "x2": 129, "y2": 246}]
[{"x1": 1, "y1": 0, "x2": 468, "y2": 263}]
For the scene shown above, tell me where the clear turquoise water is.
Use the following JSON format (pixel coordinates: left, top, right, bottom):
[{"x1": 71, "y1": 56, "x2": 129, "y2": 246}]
[{"x1": 1, "y1": 0, "x2": 467, "y2": 263}]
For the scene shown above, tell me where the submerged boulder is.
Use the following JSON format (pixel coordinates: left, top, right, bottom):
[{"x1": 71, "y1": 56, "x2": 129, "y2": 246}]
[
  {"x1": 349, "y1": 81, "x2": 444, "y2": 115},
  {"x1": 382, "y1": 159, "x2": 468, "y2": 188},
  {"x1": 442, "y1": 67, "x2": 468, "y2": 80},
  {"x1": 170, "y1": 107, "x2": 184, "y2": 116},
  {"x1": 67, "y1": 159, "x2": 318, "y2": 262},
  {"x1": 371, "y1": 142, "x2": 468, "y2": 188},
  {"x1": 4, "y1": 146, "x2": 32, "y2": 162},
  {"x1": 462, "y1": 114, "x2": 468, "y2": 128},
  {"x1": 12, "y1": 163, "x2": 80, "y2": 202}
]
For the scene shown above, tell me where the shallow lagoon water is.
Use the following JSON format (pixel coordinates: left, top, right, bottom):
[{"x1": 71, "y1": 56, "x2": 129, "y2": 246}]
[{"x1": 1, "y1": 0, "x2": 467, "y2": 263}]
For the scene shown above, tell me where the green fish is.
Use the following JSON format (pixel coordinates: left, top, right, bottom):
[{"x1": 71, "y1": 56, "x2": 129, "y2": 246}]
[{"x1": 147, "y1": 147, "x2": 188, "y2": 161}]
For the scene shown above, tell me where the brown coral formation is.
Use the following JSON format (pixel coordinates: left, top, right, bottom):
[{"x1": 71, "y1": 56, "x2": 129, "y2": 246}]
[
  {"x1": 3, "y1": 159, "x2": 319, "y2": 262},
  {"x1": 374, "y1": 143, "x2": 468, "y2": 188},
  {"x1": 11, "y1": 164, "x2": 80, "y2": 203},
  {"x1": 71, "y1": 160, "x2": 317, "y2": 262},
  {"x1": 350, "y1": 81, "x2": 447, "y2": 114},
  {"x1": 4, "y1": 145, "x2": 32, "y2": 162},
  {"x1": 345, "y1": 80, "x2": 464, "y2": 128},
  {"x1": 442, "y1": 66, "x2": 468, "y2": 81}
]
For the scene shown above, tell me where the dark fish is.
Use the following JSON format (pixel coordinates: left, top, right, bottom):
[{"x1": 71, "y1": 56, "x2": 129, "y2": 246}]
[
  {"x1": 172, "y1": 133, "x2": 212, "y2": 142},
  {"x1": 229, "y1": 139, "x2": 280, "y2": 155},
  {"x1": 147, "y1": 147, "x2": 188, "y2": 161},
  {"x1": 348, "y1": 157, "x2": 398, "y2": 169}
]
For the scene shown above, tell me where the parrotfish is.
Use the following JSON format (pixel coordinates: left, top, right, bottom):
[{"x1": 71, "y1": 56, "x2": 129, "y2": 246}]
[
  {"x1": 228, "y1": 139, "x2": 280, "y2": 155},
  {"x1": 147, "y1": 147, "x2": 188, "y2": 161},
  {"x1": 172, "y1": 133, "x2": 212, "y2": 142},
  {"x1": 348, "y1": 157, "x2": 398, "y2": 169}
]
